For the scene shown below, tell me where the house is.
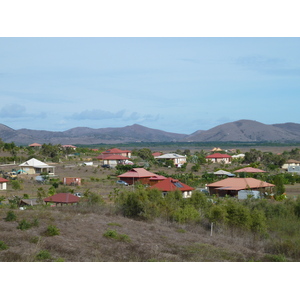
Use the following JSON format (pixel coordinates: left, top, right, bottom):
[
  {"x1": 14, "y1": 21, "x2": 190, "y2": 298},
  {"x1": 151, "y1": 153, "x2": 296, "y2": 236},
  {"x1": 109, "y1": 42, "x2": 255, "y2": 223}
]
[
  {"x1": 117, "y1": 168, "x2": 157, "y2": 185},
  {"x1": 206, "y1": 153, "x2": 232, "y2": 164},
  {"x1": 152, "y1": 152, "x2": 163, "y2": 157},
  {"x1": 101, "y1": 148, "x2": 131, "y2": 158},
  {"x1": 19, "y1": 158, "x2": 55, "y2": 175},
  {"x1": 282, "y1": 159, "x2": 300, "y2": 170},
  {"x1": 63, "y1": 177, "x2": 81, "y2": 186},
  {"x1": 0, "y1": 177, "x2": 9, "y2": 190},
  {"x1": 149, "y1": 177, "x2": 194, "y2": 198},
  {"x1": 43, "y1": 193, "x2": 80, "y2": 206},
  {"x1": 62, "y1": 145, "x2": 77, "y2": 150},
  {"x1": 287, "y1": 165, "x2": 300, "y2": 174},
  {"x1": 211, "y1": 147, "x2": 223, "y2": 152},
  {"x1": 148, "y1": 175, "x2": 167, "y2": 186},
  {"x1": 206, "y1": 177, "x2": 274, "y2": 197},
  {"x1": 213, "y1": 170, "x2": 235, "y2": 177},
  {"x1": 96, "y1": 154, "x2": 130, "y2": 167},
  {"x1": 231, "y1": 153, "x2": 245, "y2": 159},
  {"x1": 29, "y1": 143, "x2": 42, "y2": 148},
  {"x1": 234, "y1": 167, "x2": 266, "y2": 174},
  {"x1": 155, "y1": 153, "x2": 187, "y2": 167}
]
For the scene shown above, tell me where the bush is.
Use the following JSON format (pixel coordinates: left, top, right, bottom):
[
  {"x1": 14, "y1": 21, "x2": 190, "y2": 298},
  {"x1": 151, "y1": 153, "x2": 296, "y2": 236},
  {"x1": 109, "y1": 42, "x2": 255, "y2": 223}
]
[
  {"x1": 4, "y1": 211, "x2": 17, "y2": 222},
  {"x1": 0, "y1": 241, "x2": 8, "y2": 251},
  {"x1": 172, "y1": 205, "x2": 200, "y2": 224},
  {"x1": 17, "y1": 219, "x2": 32, "y2": 230},
  {"x1": 35, "y1": 250, "x2": 52, "y2": 261},
  {"x1": 44, "y1": 225, "x2": 60, "y2": 236},
  {"x1": 103, "y1": 229, "x2": 131, "y2": 242}
]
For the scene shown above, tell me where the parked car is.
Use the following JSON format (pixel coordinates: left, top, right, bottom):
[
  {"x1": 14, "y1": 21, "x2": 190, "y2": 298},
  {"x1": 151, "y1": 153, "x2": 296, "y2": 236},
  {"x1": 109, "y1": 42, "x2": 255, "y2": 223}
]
[
  {"x1": 74, "y1": 193, "x2": 82, "y2": 197},
  {"x1": 117, "y1": 180, "x2": 129, "y2": 186},
  {"x1": 102, "y1": 164, "x2": 112, "y2": 169}
]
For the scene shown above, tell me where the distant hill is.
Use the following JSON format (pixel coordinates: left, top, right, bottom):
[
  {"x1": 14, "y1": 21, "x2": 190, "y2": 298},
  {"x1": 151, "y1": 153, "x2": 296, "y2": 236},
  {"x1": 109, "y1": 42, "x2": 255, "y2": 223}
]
[
  {"x1": 183, "y1": 120, "x2": 300, "y2": 142},
  {"x1": 0, "y1": 124, "x2": 187, "y2": 145},
  {"x1": 1, "y1": 120, "x2": 300, "y2": 145}
]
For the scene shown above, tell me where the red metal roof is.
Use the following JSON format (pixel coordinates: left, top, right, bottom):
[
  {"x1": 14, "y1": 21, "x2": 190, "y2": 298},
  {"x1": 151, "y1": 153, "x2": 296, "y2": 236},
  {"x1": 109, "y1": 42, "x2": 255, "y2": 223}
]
[
  {"x1": 149, "y1": 177, "x2": 194, "y2": 192},
  {"x1": 207, "y1": 178, "x2": 274, "y2": 191},
  {"x1": 118, "y1": 168, "x2": 157, "y2": 178},
  {"x1": 43, "y1": 193, "x2": 80, "y2": 203},
  {"x1": 97, "y1": 154, "x2": 129, "y2": 160},
  {"x1": 29, "y1": 143, "x2": 42, "y2": 147},
  {"x1": 206, "y1": 153, "x2": 232, "y2": 158},
  {"x1": 0, "y1": 177, "x2": 9, "y2": 183},
  {"x1": 149, "y1": 175, "x2": 167, "y2": 181},
  {"x1": 234, "y1": 167, "x2": 266, "y2": 173},
  {"x1": 152, "y1": 152, "x2": 163, "y2": 157},
  {"x1": 102, "y1": 148, "x2": 131, "y2": 154}
]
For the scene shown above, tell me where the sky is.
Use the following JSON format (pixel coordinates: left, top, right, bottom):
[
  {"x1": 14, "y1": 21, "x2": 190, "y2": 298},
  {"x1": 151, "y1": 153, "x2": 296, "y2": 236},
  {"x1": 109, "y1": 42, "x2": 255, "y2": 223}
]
[
  {"x1": 0, "y1": 1, "x2": 300, "y2": 137},
  {"x1": 1, "y1": 37, "x2": 300, "y2": 135}
]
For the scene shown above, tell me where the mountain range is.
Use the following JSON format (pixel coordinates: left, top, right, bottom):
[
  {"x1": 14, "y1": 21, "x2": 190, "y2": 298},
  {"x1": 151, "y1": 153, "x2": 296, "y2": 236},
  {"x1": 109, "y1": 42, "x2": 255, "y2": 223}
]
[{"x1": 1, "y1": 120, "x2": 300, "y2": 145}]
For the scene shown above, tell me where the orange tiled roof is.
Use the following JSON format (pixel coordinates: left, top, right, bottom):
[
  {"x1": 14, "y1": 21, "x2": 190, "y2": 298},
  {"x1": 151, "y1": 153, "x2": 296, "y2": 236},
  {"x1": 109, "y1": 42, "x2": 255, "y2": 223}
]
[
  {"x1": 207, "y1": 178, "x2": 274, "y2": 191},
  {"x1": 234, "y1": 167, "x2": 266, "y2": 173},
  {"x1": 118, "y1": 168, "x2": 157, "y2": 178}
]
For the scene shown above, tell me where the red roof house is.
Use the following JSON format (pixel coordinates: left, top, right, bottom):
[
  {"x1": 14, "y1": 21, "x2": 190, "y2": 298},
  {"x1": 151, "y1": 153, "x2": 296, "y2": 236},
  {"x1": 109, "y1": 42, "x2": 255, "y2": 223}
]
[
  {"x1": 118, "y1": 168, "x2": 157, "y2": 185},
  {"x1": 206, "y1": 153, "x2": 232, "y2": 164},
  {"x1": 97, "y1": 154, "x2": 129, "y2": 167},
  {"x1": 149, "y1": 177, "x2": 194, "y2": 198},
  {"x1": 29, "y1": 143, "x2": 42, "y2": 147},
  {"x1": 207, "y1": 177, "x2": 274, "y2": 197},
  {"x1": 43, "y1": 193, "x2": 80, "y2": 206},
  {"x1": 0, "y1": 177, "x2": 9, "y2": 190},
  {"x1": 101, "y1": 148, "x2": 131, "y2": 158}
]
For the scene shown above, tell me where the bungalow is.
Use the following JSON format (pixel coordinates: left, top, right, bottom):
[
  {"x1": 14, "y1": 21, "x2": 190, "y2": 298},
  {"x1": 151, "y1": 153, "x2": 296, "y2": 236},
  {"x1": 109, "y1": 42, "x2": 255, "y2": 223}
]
[
  {"x1": 0, "y1": 177, "x2": 9, "y2": 190},
  {"x1": 118, "y1": 168, "x2": 157, "y2": 185},
  {"x1": 62, "y1": 145, "x2": 77, "y2": 150},
  {"x1": 101, "y1": 148, "x2": 131, "y2": 158},
  {"x1": 207, "y1": 177, "x2": 274, "y2": 197},
  {"x1": 29, "y1": 143, "x2": 42, "y2": 148},
  {"x1": 282, "y1": 159, "x2": 300, "y2": 170},
  {"x1": 149, "y1": 177, "x2": 194, "y2": 198},
  {"x1": 206, "y1": 153, "x2": 232, "y2": 164},
  {"x1": 213, "y1": 170, "x2": 235, "y2": 177},
  {"x1": 43, "y1": 193, "x2": 80, "y2": 206},
  {"x1": 234, "y1": 167, "x2": 266, "y2": 174},
  {"x1": 155, "y1": 153, "x2": 187, "y2": 167},
  {"x1": 96, "y1": 154, "x2": 129, "y2": 167},
  {"x1": 19, "y1": 158, "x2": 55, "y2": 175}
]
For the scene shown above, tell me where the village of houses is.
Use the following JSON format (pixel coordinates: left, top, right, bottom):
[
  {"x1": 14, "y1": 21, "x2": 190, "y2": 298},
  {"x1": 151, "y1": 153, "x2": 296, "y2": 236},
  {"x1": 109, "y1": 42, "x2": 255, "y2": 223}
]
[
  {"x1": 1, "y1": 142, "x2": 299, "y2": 206},
  {"x1": 2, "y1": 141, "x2": 300, "y2": 262}
]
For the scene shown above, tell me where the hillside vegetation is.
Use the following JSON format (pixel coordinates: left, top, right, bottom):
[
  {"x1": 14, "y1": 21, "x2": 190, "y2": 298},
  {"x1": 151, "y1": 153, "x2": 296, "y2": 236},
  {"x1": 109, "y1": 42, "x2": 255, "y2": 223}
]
[{"x1": 2, "y1": 141, "x2": 300, "y2": 261}]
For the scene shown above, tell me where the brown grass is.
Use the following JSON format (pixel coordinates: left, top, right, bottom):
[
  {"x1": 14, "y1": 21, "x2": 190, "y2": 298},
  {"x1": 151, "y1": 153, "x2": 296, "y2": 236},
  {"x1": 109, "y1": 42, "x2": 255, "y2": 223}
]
[{"x1": 0, "y1": 205, "x2": 273, "y2": 262}]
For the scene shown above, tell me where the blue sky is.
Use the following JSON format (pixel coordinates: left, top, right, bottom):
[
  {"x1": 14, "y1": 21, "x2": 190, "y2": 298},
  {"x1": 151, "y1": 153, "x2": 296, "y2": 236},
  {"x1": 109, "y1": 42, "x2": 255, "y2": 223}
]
[{"x1": 0, "y1": 37, "x2": 299, "y2": 134}]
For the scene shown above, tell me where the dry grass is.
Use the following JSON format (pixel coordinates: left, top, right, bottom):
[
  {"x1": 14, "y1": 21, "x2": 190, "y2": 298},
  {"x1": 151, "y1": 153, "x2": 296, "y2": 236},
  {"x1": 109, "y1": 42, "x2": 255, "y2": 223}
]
[{"x1": 0, "y1": 204, "x2": 274, "y2": 262}]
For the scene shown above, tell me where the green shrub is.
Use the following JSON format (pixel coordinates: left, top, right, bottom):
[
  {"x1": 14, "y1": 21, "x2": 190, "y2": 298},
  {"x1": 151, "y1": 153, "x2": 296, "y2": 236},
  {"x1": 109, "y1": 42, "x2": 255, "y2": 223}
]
[
  {"x1": 103, "y1": 229, "x2": 119, "y2": 239},
  {"x1": 103, "y1": 229, "x2": 131, "y2": 242},
  {"x1": 172, "y1": 205, "x2": 200, "y2": 224},
  {"x1": 4, "y1": 211, "x2": 17, "y2": 222},
  {"x1": 0, "y1": 241, "x2": 8, "y2": 251},
  {"x1": 36, "y1": 250, "x2": 52, "y2": 261},
  {"x1": 17, "y1": 219, "x2": 32, "y2": 230},
  {"x1": 44, "y1": 225, "x2": 60, "y2": 236}
]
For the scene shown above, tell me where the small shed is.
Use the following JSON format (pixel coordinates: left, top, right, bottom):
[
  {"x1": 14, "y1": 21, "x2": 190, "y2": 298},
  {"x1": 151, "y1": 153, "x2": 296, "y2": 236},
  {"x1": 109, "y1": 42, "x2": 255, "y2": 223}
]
[
  {"x1": 43, "y1": 193, "x2": 80, "y2": 206},
  {"x1": 0, "y1": 177, "x2": 9, "y2": 190},
  {"x1": 63, "y1": 177, "x2": 81, "y2": 186}
]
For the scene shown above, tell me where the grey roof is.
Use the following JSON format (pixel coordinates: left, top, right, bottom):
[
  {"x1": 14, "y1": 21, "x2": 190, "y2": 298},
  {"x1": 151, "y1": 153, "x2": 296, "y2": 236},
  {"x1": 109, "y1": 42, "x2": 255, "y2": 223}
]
[{"x1": 155, "y1": 153, "x2": 186, "y2": 159}]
